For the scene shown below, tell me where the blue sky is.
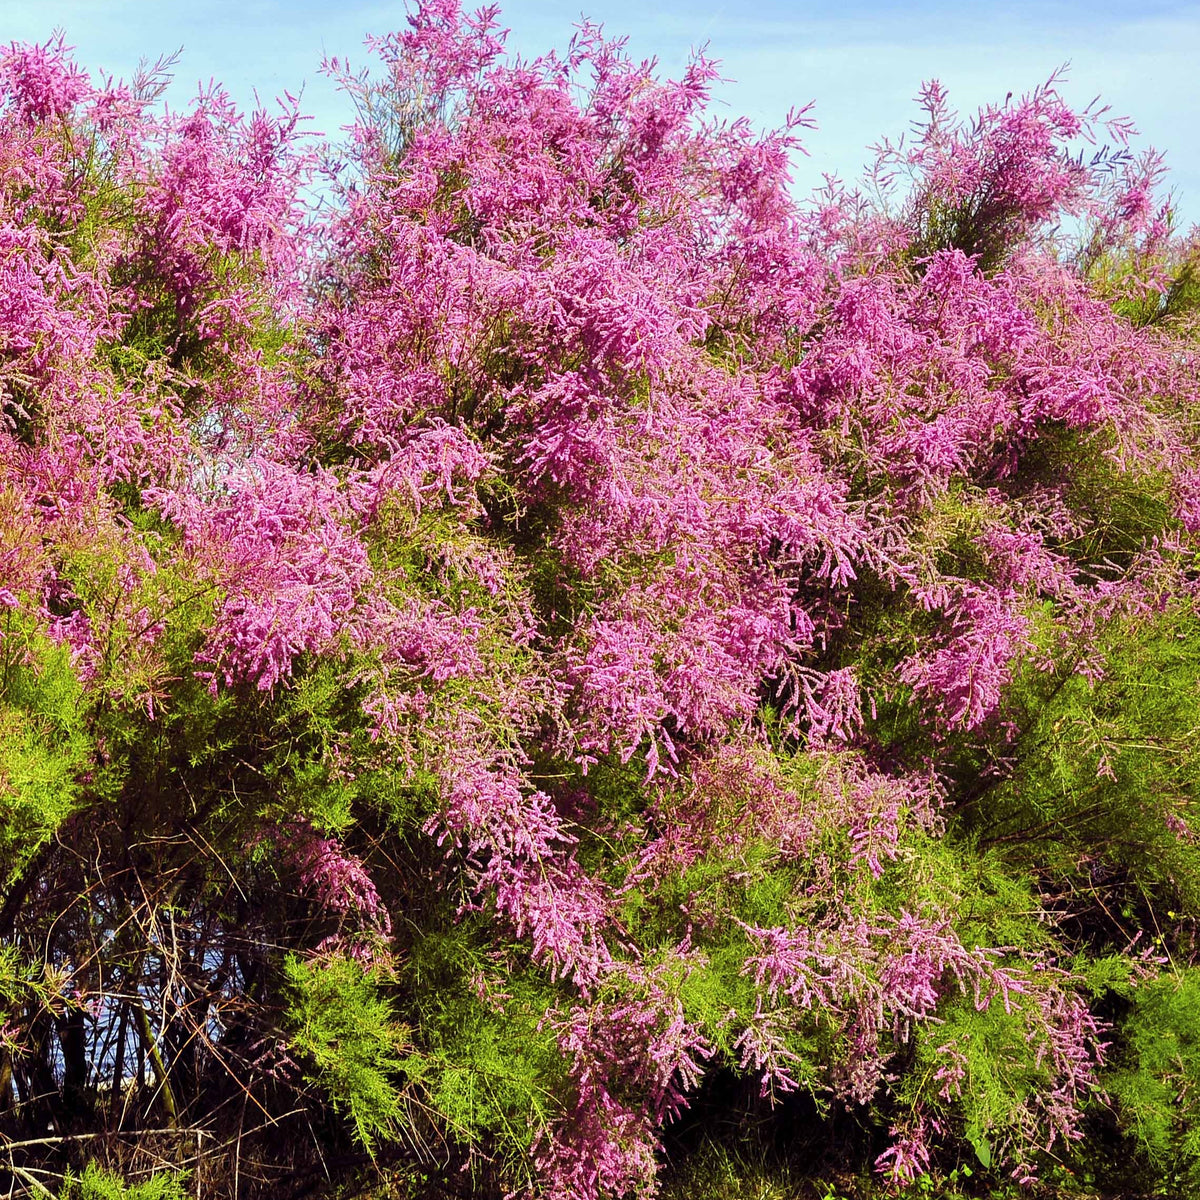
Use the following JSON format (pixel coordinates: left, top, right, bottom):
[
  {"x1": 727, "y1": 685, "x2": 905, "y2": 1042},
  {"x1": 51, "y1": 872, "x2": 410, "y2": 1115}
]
[{"x1": 3, "y1": 0, "x2": 1198, "y2": 224}]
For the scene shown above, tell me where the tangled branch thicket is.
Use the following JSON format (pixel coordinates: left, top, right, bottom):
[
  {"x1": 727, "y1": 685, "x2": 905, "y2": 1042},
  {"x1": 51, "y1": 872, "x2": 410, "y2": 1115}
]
[{"x1": 2, "y1": 5, "x2": 1200, "y2": 1197}]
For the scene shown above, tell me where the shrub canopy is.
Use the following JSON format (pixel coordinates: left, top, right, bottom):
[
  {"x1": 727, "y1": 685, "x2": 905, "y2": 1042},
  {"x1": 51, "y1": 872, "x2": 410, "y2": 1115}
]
[{"x1": 1, "y1": 6, "x2": 1200, "y2": 1198}]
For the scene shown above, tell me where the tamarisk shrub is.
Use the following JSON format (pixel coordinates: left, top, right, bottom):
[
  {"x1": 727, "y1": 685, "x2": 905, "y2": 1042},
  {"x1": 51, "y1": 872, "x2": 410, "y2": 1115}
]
[{"x1": 1, "y1": 6, "x2": 1200, "y2": 1198}]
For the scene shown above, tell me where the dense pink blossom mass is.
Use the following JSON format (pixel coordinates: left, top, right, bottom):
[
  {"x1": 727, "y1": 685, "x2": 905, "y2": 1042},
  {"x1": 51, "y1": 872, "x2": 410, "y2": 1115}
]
[{"x1": 1, "y1": 5, "x2": 1199, "y2": 1198}]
